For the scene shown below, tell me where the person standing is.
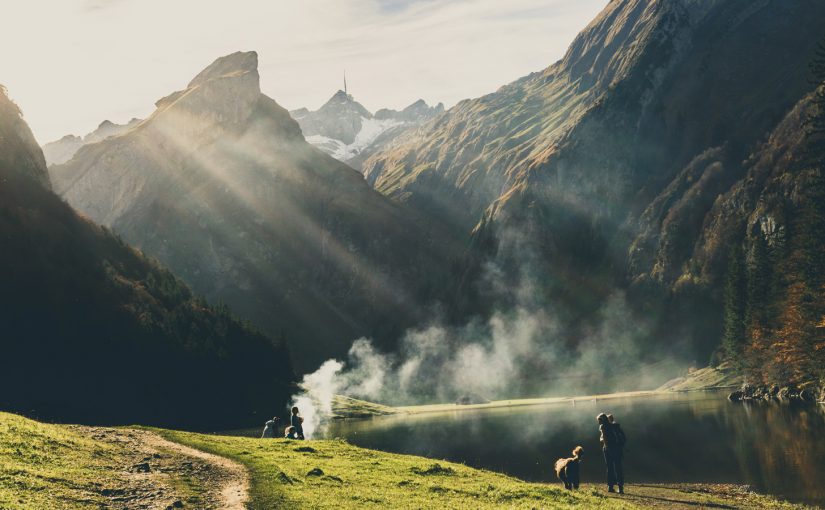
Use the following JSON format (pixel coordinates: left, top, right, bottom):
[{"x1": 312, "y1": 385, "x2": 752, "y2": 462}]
[
  {"x1": 597, "y1": 412, "x2": 624, "y2": 494},
  {"x1": 607, "y1": 413, "x2": 626, "y2": 492},
  {"x1": 291, "y1": 406, "x2": 305, "y2": 440}
]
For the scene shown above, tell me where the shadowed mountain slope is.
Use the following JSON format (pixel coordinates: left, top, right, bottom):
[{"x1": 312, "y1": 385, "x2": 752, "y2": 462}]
[
  {"x1": 0, "y1": 86, "x2": 293, "y2": 429},
  {"x1": 362, "y1": 0, "x2": 825, "y2": 371}
]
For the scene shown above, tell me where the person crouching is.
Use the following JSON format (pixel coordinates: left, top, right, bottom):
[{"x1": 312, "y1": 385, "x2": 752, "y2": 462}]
[{"x1": 555, "y1": 446, "x2": 583, "y2": 489}]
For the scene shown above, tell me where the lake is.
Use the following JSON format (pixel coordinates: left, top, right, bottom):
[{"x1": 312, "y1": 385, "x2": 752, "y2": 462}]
[{"x1": 322, "y1": 391, "x2": 825, "y2": 506}]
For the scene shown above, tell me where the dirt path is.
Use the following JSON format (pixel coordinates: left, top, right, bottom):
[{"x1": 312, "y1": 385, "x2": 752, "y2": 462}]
[
  {"x1": 70, "y1": 426, "x2": 249, "y2": 510},
  {"x1": 581, "y1": 483, "x2": 777, "y2": 509},
  {"x1": 138, "y1": 430, "x2": 249, "y2": 509}
]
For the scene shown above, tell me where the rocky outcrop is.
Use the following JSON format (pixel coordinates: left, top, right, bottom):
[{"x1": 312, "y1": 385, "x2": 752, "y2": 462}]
[{"x1": 728, "y1": 383, "x2": 819, "y2": 404}]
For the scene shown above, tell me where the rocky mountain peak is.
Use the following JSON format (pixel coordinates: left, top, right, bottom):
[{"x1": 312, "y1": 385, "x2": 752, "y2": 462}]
[
  {"x1": 330, "y1": 89, "x2": 352, "y2": 102},
  {"x1": 318, "y1": 90, "x2": 372, "y2": 119},
  {"x1": 149, "y1": 51, "x2": 263, "y2": 140},
  {"x1": 187, "y1": 50, "x2": 259, "y2": 88}
]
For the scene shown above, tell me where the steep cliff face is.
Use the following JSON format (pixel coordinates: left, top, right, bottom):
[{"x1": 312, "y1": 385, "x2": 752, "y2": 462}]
[
  {"x1": 683, "y1": 94, "x2": 825, "y2": 384},
  {"x1": 363, "y1": 0, "x2": 825, "y2": 364},
  {"x1": 0, "y1": 86, "x2": 293, "y2": 428},
  {"x1": 51, "y1": 52, "x2": 454, "y2": 371}
]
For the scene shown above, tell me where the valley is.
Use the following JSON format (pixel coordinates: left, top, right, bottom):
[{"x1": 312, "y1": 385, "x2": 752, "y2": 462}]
[{"x1": 1, "y1": 0, "x2": 824, "y2": 508}]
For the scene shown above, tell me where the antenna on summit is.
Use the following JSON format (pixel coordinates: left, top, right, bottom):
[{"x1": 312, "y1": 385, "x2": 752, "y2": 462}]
[{"x1": 344, "y1": 71, "x2": 348, "y2": 95}]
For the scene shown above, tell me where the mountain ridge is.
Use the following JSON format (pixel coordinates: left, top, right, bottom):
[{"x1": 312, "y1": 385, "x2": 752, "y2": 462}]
[{"x1": 50, "y1": 51, "x2": 456, "y2": 371}]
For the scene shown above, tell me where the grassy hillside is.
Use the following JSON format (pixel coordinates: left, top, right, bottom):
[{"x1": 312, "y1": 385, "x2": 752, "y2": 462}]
[
  {"x1": 157, "y1": 430, "x2": 809, "y2": 510},
  {"x1": 159, "y1": 429, "x2": 636, "y2": 510},
  {"x1": 0, "y1": 412, "x2": 124, "y2": 509},
  {"x1": 0, "y1": 412, "x2": 806, "y2": 510},
  {"x1": 0, "y1": 412, "x2": 218, "y2": 509},
  {"x1": 657, "y1": 363, "x2": 744, "y2": 392}
]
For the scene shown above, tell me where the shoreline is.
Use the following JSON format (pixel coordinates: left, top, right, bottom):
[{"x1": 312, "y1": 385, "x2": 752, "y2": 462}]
[
  {"x1": 330, "y1": 364, "x2": 745, "y2": 419},
  {"x1": 336, "y1": 386, "x2": 740, "y2": 420},
  {"x1": 391, "y1": 389, "x2": 662, "y2": 416}
]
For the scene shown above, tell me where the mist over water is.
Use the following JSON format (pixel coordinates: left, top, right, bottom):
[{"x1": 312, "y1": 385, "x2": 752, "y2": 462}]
[{"x1": 290, "y1": 291, "x2": 685, "y2": 438}]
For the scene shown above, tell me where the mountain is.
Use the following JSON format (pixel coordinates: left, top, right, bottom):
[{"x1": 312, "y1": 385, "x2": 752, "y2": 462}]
[
  {"x1": 50, "y1": 52, "x2": 454, "y2": 371},
  {"x1": 42, "y1": 118, "x2": 141, "y2": 166},
  {"x1": 291, "y1": 90, "x2": 443, "y2": 169},
  {"x1": 362, "y1": 0, "x2": 825, "y2": 382},
  {"x1": 695, "y1": 90, "x2": 825, "y2": 385},
  {"x1": 0, "y1": 85, "x2": 293, "y2": 429}
]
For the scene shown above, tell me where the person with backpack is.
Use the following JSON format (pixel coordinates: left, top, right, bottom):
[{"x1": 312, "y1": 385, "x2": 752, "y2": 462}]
[
  {"x1": 597, "y1": 412, "x2": 625, "y2": 494},
  {"x1": 607, "y1": 413, "x2": 626, "y2": 491}
]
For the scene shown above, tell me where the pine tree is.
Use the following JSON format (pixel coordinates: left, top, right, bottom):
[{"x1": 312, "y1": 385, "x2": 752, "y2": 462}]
[
  {"x1": 746, "y1": 232, "x2": 773, "y2": 329},
  {"x1": 808, "y1": 35, "x2": 825, "y2": 136},
  {"x1": 722, "y1": 244, "x2": 747, "y2": 367},
  {"x1": 744, "y1": 231, "x2": 775, "y2": 379}
]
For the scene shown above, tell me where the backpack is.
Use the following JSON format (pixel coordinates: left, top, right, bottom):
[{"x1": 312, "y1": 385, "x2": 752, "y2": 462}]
[{"x1": 614, "y1": 423, "x2": 627, "y2": 448}]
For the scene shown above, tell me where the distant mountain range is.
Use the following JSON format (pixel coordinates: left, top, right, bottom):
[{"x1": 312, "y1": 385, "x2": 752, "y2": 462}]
[
  {"x1": 290, "y1": 91, "x2": 443, "y2": 170},
  {"x1": 0, "y1": 85, "x2": 293, "y2": 428},
  {"x1": 42, "y1": 118, "x2": 142, "y2": 166},
  {"x1": 49, "y1": 52, "x2": 456, "y2": 371}
]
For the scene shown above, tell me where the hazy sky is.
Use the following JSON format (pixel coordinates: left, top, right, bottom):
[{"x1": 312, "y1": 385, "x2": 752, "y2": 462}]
[{"x1": 1, "y1": 0, "x2": 608, "y2": 143}]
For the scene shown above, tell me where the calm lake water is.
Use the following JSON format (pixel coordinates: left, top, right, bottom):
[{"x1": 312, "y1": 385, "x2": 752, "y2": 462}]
[{"x1": 320, "y1": 391, "x2": 825, "y2": 506}]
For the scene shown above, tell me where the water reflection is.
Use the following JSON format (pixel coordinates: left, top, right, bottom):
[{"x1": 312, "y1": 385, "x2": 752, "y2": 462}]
[{"x1": 323, "y1": 391, "x2": 825, "y2": 506}]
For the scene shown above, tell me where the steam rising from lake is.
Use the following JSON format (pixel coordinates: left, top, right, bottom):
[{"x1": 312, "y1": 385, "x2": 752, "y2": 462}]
[{"x1": 292, "y1": 292, "x2": 684, "y2": 438}]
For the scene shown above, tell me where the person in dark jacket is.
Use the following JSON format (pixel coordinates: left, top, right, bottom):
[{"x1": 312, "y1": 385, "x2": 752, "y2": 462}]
[
  {"x1": 260, "y1": 416, "x2": 280, "y2": 438},
  {"x1": 597, "y1": 412, "x2": 624, "y2": 493},
  {"x1": 291, "y1": 406, "x2": 305, "y2": 440},
  {"x1": 607, "y1": 413, "x2": 626, "y2": 492}
]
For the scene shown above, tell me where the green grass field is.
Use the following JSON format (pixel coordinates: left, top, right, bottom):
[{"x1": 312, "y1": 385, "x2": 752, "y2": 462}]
[
  {"x1": 0, "y1": 412, "x2": 123, "y2": 509},
  {"x1": 157, "y1": 429, "x2": 809, "y2": 510},
  {"x1": 0, "y1": 411, "x2": 810, "y2": 510},
  {"x1": 157, "y1": 430, "x2": 635, "y2": 509}
]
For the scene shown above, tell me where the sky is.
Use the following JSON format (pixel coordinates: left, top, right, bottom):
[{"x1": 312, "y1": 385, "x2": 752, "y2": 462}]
[{"x1": 1, "y1": 0, "x2": 608, "y2": 143}]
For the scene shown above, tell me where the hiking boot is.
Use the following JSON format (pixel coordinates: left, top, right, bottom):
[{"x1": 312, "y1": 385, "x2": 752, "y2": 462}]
[
  {"x1": 618, "y1": 486, "x2": 624, "y2": 494},
  {"x1": 608, "y1": 486, "x2": 616, "y2": 493}
]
